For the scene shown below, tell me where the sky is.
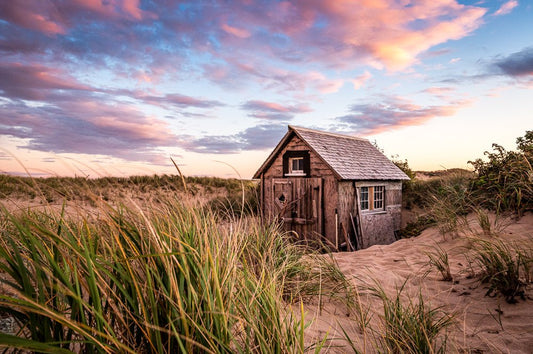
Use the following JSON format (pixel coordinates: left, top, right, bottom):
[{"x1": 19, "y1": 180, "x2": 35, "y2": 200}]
[{"x1": 1, "y1": 0, "x2": 532, "y2": 179}]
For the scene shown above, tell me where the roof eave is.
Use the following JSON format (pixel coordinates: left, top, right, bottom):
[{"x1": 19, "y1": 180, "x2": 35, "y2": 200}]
[
  {"x1": 339, "y1": 176, "x2": 411, "y2": 181},
  {"x1": 252, "y1": 129, "x2": 294, "y2": 179},
  {"x1": 289, "y1": 125, "x2": 343, "y2": 180}
]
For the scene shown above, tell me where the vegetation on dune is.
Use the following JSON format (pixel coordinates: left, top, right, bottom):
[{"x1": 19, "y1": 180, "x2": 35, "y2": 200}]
[
  {"x1": 399, "y1": 131, "x2": 532, "y2": 238},
  {"x1": 469, "y1": 130, "x2": 533, "y2": 217},
  {"x1": 342, "y1": 281, "x2": 454, "y2": 354},
  {"x1": 399, "y1": 131, "x2": 533, "y2": 304},
  {"x1": 426, "y1": 245, "x2": 453, "y2": 282},
  {"x1": 0, "y1": 197, "x2": 352, "y2": 353},
  {"x1": 472, "y1": 239, "x2": 533, "y2": 304},
  {"x1": 373, "y1": 284, "x2": 453, "y2": 354},
  {"x1": 0, "y1": 130, "x2": 531, "y2": 352},
  {"x1": 0, "y1": 174, "x2": 259, "y2": 215}
]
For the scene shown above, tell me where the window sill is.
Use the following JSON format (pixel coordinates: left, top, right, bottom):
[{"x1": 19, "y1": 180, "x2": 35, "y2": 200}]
[
  {"x1": 361, "y1": 209, "x2": 386, "y2": 215},
  {"x1": 285, "y1": 173, "x2": 306, "y2": 177}
]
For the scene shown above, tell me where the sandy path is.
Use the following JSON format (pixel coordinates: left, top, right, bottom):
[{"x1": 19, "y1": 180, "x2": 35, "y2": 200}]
[{"x1": 304, "y1": 213, "x2": 533, "y2": 353}]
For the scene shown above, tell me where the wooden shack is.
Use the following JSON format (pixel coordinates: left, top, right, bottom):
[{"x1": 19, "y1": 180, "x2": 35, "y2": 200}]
[{"x1": 253, "y1": 125, "x2": 410, "y2": 250}]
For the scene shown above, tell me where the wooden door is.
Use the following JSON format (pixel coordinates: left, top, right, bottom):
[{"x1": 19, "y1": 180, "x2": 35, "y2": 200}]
[{"x1": 272, "y1": 178, "x2": 323, "y2": 239}]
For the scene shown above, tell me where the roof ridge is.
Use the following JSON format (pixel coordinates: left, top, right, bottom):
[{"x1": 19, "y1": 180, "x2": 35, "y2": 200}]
[{"x1": 289, "y1": 125, "x2": 368, "y2": 142}]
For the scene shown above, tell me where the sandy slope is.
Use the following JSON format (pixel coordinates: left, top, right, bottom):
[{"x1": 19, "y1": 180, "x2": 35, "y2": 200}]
[{"x1": 304, "y1": 213, "x2": 533, "y2": 353}]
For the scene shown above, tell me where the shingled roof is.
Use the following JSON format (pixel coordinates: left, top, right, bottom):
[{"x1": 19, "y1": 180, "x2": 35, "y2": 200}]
[{"x1": 254, "y1": 125, "x2": 410, "y2": 181}]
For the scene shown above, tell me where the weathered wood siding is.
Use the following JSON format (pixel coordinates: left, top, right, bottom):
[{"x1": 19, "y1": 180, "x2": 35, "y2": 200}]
[
  {"x1": 337, "y1": 181, "x2": 357, "y2": 249},
  {"x1": 271, "y1": 177, "x2": 323, "y2": 239},
  {"x1": 258, "y1": 132, "x2": 404, "y2": 250},
  {"x1": 261, "y1": 133, "x2": 338, "y2": 243},
  {"x1": 354, "y1": 181, "x2": 403, "y2": 248}
]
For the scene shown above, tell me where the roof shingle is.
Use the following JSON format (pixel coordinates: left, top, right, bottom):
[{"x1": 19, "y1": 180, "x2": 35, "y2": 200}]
[{"x1": 254, "y1": 125, "x2": 410, "y2": 181}]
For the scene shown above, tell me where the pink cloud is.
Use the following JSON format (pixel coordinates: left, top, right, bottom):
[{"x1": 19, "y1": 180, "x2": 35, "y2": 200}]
[
  {"x1": 0, "y1": 1, "x2": 66, "y2": 35},
  {"x1": 242, "y1": 100, "x2": 311, "y2": 113},
  {"x1": 337, "y1": 96, "x2": 472, "y2": 135},
  {"x1": 208, "y1": 0, "x2": 487, "y2": 71},
  {"x1": 0, "y1": 98, "x2": 176, "y2": 163},
  {"x1": 305, "y1": 72, "x2": 345, "y2": 94},
  {"x1": 241, "y1": 100, "x2": 312, "y2": 120},
  {"x1": 359, "y1": 3, "x2": 486, "y2": 69},
  {"x1": 204, "y1": 55, "x2": 346, "y2": 94},
  {"x1": 0, "y1": 63, "x2": 91, "y2": 100},
  {"x1": 91, "y1": 114, "x2": 173, "y2": 143},
  {"x1": 421, "y1": 86, "x2": 458, "y2": 100},
  {"x1": 132, "y1": 92, "x2": 224, "y2": 109},
  {"x1": 221, "y1": 23, "x2": 252, "y2": 38},
  {"x1": 351, "y1": 71, "x2": 372, "y2": 90},
  {"x1": 121, "y1": 0, "x2": 146, "y2": 20},
  {"x1": 0, "y1": 0, "x2": 156, "y2": 36},
  {"x1": 69, "y1": 0, "x2": 156, "y2": 21},
  {"x1": 494, "y1": 0, "x2": 518, "y2": 16}
]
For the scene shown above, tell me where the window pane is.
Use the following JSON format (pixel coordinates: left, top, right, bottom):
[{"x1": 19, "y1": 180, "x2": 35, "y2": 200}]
[
  {"x1": 289, "y1": 157, "x2": 304, "y2": 174},
  {"x1": 374, "y1": 186, "x2": 383, "y2": 209},
  {"x1": 360, "y1": 187, "x2": 369, "y2": 210}
]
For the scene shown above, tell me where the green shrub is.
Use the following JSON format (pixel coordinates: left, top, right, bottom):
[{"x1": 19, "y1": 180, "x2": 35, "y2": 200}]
[{"x1": 469, "y1": 131, "x2": 533, "y2": 217}]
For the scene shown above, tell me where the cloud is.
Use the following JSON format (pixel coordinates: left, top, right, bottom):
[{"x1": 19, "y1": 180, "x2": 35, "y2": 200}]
[
  {"x1": 204, "y1": 58, "x2": 346, "y2": 94},
  {"x1": 181, "y1": 124, "x2": 287, "y2": 154},
  {"x1": 278, "y1": 0, "x2": 487, "y2": 71},
  {"x1": 0, "y1": 1, "x2": 66, "y2": 35},
  {"x1": 193, "y1": 0, "x2": 488, "y2": 89},
  {"x1": 0, "y1": 63, "x2": 91, "y2": 101},
  {"x1": 133, "y1": 92, "x2": 225, "y2": 109},
  {"x1": 221, "y1": 23, "x2": 252, "y2": 39},
  {"x1": 351, "y1": 71, "x2": 372, "y2": 90},
  {"x1": 0, "y1": 151, "x2": 12, "y2": 161},
  {"x1": 336, "y1": 97, "x2": 471, "y2": 135},
  {"x1": 493, "y1": 0, "x2": 518, "y2": 16},
  {"x1": 1, "y1": 1, "x2": 489, "y2": 96},
  {"x1": 0, "y1": 99, "x2": 177, "y2": 164},
  {"x1": 492, "y1": 47, "x2": 533, "y2": 77},
  {"x1": 0, "y1": 0, "x2": 156, "y2": 36},
  {"x1": 422, "y1": 87, "x2": 456, "y2": 100},
  {"x1": 0, "y1": 0, "x2": 496, "y2": 172},
  {"x1": 423, "y1": 87, "x2": 454, "y2": 95},
  {"x1": 241, "y1": 100, "x2": 312, "y2": 120}
]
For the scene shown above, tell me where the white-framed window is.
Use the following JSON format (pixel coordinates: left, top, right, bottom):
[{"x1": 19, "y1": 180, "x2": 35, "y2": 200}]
[
  {"x1": 374, "y1": 186, "x2": 384, "y2": 210},
  {"x1": 360, "y1": 186, "x2": 384, "y2": 211},
  {"x1": 360, "y1": 187, "x2": 369, "y2": 210},
  {"x1": 288, "y1": 157, "x2": 305, "y2": 175}
]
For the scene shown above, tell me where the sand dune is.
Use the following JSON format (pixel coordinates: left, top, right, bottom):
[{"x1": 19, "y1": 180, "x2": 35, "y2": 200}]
[{"x1": 304, "y1": 213, "x2": 533, "y2": 353}]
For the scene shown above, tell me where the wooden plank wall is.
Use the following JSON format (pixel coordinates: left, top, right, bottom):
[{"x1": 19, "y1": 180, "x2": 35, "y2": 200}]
[
  {"x1": 338, "y1": 181, "x2": 356, "y2": 248},
  {"x1": 271, "y1": 177, "x2": 323, "y2": 240},
  {"x1": 260, "y1": 133, "x2": 404, "y2": 249},
  {"x1": 262, "y1": 134, "x2": 338, "y2": 244},
  {"x1": 355, "y1": 181, "x2": 403, "y2": 248}
]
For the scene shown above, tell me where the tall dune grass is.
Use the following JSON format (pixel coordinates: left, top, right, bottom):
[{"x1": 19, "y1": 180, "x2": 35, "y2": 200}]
[
  {"x1": 472, "y1": 239, "x2": 533, "y2": 303},
  {"x1": 0, "y1": 195, "x2": 350, "y2": 352},
  {"x1": 370, "y1": 282, "x2": 453, "y2": 353}
]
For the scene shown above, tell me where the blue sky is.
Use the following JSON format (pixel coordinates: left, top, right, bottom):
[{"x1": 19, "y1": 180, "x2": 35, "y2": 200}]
[{"x1": 0, "y1": 0, "x2": 531, "y2": 178}]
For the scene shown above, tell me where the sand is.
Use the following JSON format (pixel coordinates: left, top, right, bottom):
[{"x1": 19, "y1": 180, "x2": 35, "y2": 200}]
[{"x1": 303, "y1": 213, "x2": 533, "y2": 353}]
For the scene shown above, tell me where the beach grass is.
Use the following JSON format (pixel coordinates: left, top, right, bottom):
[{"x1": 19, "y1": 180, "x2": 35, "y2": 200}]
[{"x1": 0, "y1": 191, "x2": 351, "y2": 353}]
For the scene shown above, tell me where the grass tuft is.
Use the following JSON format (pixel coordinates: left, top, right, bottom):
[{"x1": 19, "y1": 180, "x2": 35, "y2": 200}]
[
  {"x1": 370, "y1": 282, "x2": 454, "y2": 354},
  {"x1": 426, "y1": 245, "x2": 453, "y2": 281},
  {"x1": 472, "y1": 238, "x2": 533, "y2": 303}
]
